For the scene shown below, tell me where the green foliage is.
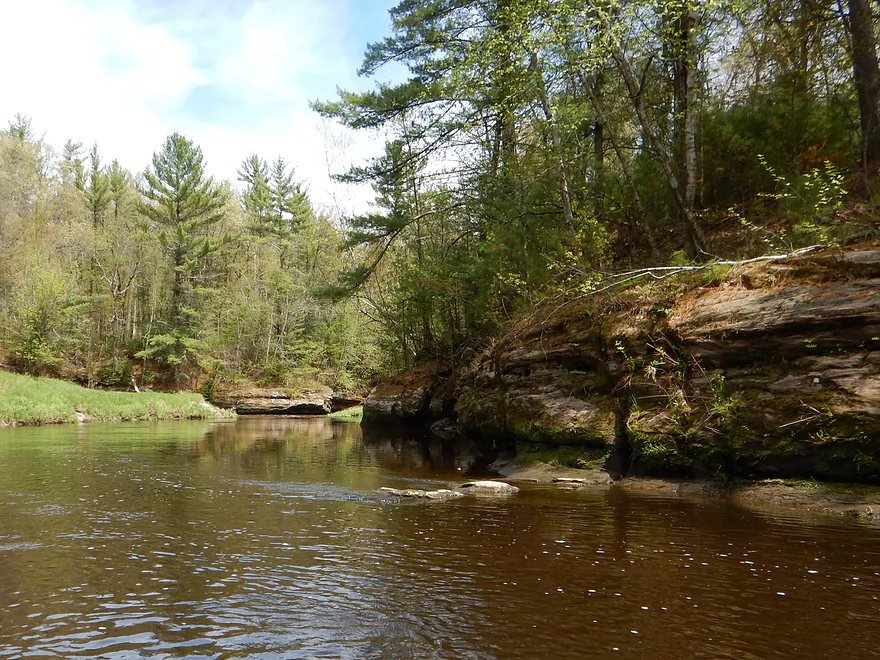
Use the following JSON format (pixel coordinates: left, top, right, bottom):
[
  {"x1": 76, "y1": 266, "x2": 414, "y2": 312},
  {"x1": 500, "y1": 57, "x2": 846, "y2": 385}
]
[
  {"x1": 328, "y1": 405, "x2": 364, "y2": 422},
  {"x1": 708, "y1": 374, "x2": 740, "y2": 425},
  {"x1": 138, "y1": 133, "x2": 231, "y2": 381},
  {"x1": 1, "y1": 0, "x2": 878, "y2": 396},
  {"x1": 736, "y1": 155, "x2": 849, "y2": 250},
  {"x1": 514, "y1": 442, "x2": 608, "y2": 469},
  {"x1": 84, "y1": 143, "x2": 110, "y2": 227},
  {"x1": 5, "y1": 256, "x2": 84, "y2": 374}
]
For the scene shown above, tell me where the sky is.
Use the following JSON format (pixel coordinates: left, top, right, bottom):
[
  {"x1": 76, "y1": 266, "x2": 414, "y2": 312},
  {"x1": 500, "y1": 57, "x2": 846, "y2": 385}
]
[{"x1": 0, "y1": 0, "x2": 402, "y2": 216}]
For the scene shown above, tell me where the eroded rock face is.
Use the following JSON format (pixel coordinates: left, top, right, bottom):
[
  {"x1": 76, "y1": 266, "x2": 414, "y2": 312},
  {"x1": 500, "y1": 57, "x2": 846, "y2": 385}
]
[
  {"x1": 635, "y1": 254, "x2": 880, "y2": 482},
  {"x1": 362, "y1": 365, "x2": 455, "y2": 427},
  {"x1": 363, "y1": 385, "x2": 430, "y2": 425},
  {"x1": 367, "y1": 248, "x2": 880, "y2": 483},
  {"x1": 212, "y1": 387, "x2": 333, "y2": 415}
]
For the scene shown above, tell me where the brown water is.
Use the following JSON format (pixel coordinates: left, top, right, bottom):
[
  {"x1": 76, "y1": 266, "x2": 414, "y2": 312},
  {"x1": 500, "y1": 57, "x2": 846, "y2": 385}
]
[{"x1": 0, "y1": 417, "x2": 878, "y2": 659}]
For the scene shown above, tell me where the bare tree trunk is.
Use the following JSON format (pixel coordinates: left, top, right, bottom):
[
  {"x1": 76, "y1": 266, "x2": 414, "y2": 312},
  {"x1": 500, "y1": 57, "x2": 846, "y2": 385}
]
[
  {"x1": 846, "y1": 0, "x2": 880, "y2": 165},
  {"x1": 593, "y1": 73, "x2": 605, "y2": 222},
  {"x1": 601, "y1": 12, "x2": 707, "y2": 260},
  {"x1": 529, "y1": 49, "x2": 578, "y2": 237},
  {"x1": 672, "y1": 6, "x2": 701, "y2": 258},
  {"x1": 594, "y1": 93, "x2": 661, "y2": 258}
]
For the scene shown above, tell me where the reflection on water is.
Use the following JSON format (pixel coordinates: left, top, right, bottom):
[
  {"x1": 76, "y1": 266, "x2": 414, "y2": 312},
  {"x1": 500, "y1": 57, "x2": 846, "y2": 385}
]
[{"x1": 0, "y1": 417, "x2": 879, "y2": 659}]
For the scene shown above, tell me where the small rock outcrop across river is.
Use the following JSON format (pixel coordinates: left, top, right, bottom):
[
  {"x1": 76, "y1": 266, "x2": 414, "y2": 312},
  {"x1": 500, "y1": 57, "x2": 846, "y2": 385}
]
[
  {"x1": 212, "y1": 386, "x2": 362, "y2": 415},
  {"x1": 362, "y1": 247, "x2": 880, "y2": 484}
]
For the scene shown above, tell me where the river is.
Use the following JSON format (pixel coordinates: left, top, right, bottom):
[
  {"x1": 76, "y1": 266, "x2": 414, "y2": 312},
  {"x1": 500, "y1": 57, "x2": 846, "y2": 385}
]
[{"x1": 0, "y1": 416, "x2": 878, "y2": 658}]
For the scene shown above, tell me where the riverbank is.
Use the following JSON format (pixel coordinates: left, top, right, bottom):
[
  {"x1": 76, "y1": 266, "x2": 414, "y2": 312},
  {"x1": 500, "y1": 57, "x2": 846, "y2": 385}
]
[
  {"x1": 489, "y1": 455, "x2": 880, "y2": 522},
  {"x1": 359, "y1": 245, "x2": 880, "y2": 518},
  {"x1": 363, "y1": 245, "x2": 880, "y2": 484},
  {"x1": 0, "y1": 371, "x2": 232, "y2": 426}
]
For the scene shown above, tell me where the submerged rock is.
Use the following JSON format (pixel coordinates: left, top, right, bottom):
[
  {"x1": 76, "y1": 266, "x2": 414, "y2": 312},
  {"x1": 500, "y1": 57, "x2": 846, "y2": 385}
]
[
  {"x1": 379, "y1": 487, "x2": 464, "y2": 500},
  {"x1": 458, "y1": 480, "x2": 520, "y2": 494}
]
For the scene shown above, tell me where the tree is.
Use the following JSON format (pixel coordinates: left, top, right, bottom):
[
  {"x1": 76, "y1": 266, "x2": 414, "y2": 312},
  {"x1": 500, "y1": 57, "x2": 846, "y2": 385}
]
[
  {"x1": 237, "y1": 153, "x2": 272, "y2": 223},
  {"x1": 3, "y1": 113, "x2": 35, "y2": 142},
  {"x1": 107, "y1": 160, "x2": 131, "y2": 222},
  {"x1": 61, "y1": 139, "x2": 85, "y2": 191},
  {"x1": 137, "y1": 133, "x2": 229, "y2": 382},
  {"x1": 84, "y1": 144, "x2": 110, "y2": 228},
  {"x1": 844, "y1": 0, "x2": 880, "y2": 166},
  {"x1": 239, "y1": 154, "x2": 309, "y2": 269}
]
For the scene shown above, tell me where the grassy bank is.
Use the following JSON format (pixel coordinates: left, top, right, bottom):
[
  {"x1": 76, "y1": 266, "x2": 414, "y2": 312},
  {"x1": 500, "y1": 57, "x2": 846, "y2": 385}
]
[
  {"x1": 328, "y1": 406, "x2": 363, "y2": 422},
  {"x1": 0, "y1": 371, "x2": 233, "y2": 425}
]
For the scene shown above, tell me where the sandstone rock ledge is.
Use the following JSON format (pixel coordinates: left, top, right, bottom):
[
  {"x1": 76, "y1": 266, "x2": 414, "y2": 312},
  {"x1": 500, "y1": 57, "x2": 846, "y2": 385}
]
[
  {"x1": 212, "y1": 387, "x2": 363, "y2": 415},
  {"x1": 363, "y1": 246, "x2": 880, "y2": 485}
]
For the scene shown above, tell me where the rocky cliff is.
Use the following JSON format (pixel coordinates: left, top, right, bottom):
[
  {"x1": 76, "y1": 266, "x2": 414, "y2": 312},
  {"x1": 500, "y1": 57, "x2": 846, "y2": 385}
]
[{"x1": 364, "y1": 247, "x2": 880, "y2": 483}]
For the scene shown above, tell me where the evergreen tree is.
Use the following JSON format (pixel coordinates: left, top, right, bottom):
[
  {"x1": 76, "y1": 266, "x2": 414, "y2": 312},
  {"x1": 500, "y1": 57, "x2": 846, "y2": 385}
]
[
  {"x1": 107, "y1": 160, "x2": 130, "y2": 222},
  {"x1": 270, "y1": 157, "x2": 308, "y2": 232},
  {"x1": 3, "y1": 113, "x2": 34, "y2": 142},
  {"x1": 84, "y1": 144, "x2": 110, "y2": 227},
  {"x1": 137, "y1": 133, "x2": 228, "y2": 382},
  {"x1": 237, "y1": 154, "x2": 273, "y2": 225},
  {"x1": 239, "y1": 155, "x2": 309, "y2": 269},
  {"x1": 61, "y1": 139, "x2": 85, "y2": 191}
]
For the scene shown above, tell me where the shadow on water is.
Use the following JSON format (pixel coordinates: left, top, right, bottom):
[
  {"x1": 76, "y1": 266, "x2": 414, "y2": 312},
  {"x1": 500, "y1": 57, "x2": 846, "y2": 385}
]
[{"x1": 360, "y1": 423, "x2": 500, "y2": 478}]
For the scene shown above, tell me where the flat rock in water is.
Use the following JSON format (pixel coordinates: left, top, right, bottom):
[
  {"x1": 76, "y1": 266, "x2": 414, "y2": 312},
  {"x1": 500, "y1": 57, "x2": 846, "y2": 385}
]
[
  {"x1": 458, "y1": 480, "x2": 519, "y2": 494},
  {"x1": 380, "y1": 487, "x2": 464, "y2": 500}
]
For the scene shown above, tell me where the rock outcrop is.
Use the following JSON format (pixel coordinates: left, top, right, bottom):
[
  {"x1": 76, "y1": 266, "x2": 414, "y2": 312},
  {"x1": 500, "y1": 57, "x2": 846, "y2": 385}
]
[
  {"x1": 212, "y1": 386, "x2": 363, "y2": 415},
  {"x1": 363, "y1": 247, "x2": 880, "y2": 483},
  {"x1": 458, "y1": 480, "x2": 520, "y2": 494},
  {"x1": 362, "y1": 364, "x2": 455, "y2": 426}
]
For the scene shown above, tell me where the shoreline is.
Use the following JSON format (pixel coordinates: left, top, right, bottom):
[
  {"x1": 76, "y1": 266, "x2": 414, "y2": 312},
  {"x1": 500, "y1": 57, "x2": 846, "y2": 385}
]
[
  {"x1": 491, "y1": 457, "x2": 880, "y2": 523},
  {"x1": 0, "y1": 406, "x2": 232, "y2": 428},
  {"x1": 0, "y1": 370, "x2": 233, "y2": 427}
]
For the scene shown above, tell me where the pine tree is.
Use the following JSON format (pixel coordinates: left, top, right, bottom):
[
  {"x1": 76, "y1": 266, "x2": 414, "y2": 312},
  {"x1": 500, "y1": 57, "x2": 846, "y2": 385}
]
[
  {"x1": 237, "y1": 153, "x2": 273, "y2": 225},
  {"x1": 137, "y1": 133, "x2": 228, "y2": 382},
  {"x1": 61, "y1": 139, "x2": 85, "y2": 191},
  {"x1": 108, "y1": 160, "x2": 130, "y2": 222},
  {"x1": 239, "y1": 155, "x2": 309, "y2": 269},
  {"x1": 3, "y1": 113, "x2": 34, "y2": 142},
  {"x1": 85, "y1": 144, "x2": 110, "y2": 227}
]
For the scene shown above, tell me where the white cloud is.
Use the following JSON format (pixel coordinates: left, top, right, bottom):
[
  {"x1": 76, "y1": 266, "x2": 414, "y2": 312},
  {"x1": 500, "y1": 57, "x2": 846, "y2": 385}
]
[{"x1": 0, "y1": 0, "x2": 392, "y2": 217}]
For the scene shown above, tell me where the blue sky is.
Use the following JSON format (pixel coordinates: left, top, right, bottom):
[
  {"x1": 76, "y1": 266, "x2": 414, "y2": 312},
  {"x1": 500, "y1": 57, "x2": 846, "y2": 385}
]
[{"x1": 0, "y1": 0, "x2": 402, "y2": 214}]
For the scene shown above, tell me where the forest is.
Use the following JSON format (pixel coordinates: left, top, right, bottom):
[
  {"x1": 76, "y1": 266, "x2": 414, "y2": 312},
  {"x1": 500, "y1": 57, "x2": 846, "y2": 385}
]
[{"x1": 1, "y1": 0, "x2": 878, "y2": 393}]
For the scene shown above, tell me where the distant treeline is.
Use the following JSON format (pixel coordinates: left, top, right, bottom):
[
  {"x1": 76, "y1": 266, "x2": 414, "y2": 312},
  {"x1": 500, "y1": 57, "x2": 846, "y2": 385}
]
[{"x1": 0, "y1": 121, "x2": 382, "y2": 391}]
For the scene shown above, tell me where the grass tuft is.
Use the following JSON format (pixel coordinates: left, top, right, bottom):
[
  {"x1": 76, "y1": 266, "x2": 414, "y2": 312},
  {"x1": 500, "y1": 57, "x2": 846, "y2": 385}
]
[{"x1": 328, "y1": 406, "x2": 363, "y2": 422}]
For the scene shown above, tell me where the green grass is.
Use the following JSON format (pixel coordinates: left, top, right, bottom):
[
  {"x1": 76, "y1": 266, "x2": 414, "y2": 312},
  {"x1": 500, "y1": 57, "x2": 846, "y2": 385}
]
[
  {"x1": 328, "y1": 406, "x2": 363, "y2": 422},
  {"x1": 0, "y1": 371, "x2": 234, "y2": 425},
  {"x1": 514, "y1": 442, "x2": 608, "y2": 469}
]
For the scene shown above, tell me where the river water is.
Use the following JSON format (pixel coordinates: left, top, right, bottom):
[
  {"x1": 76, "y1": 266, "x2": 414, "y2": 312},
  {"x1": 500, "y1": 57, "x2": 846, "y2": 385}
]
[{"x1": 0, "y1": 417, "x2": 878, "y2": 659}]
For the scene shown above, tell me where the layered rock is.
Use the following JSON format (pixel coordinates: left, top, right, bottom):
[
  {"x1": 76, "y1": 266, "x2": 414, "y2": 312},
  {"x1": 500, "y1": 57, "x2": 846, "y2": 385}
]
[
  {"x1": 362, "y1": 364, "x2": 455, "y2": 426},
  {"x1": 211, "y1": 386, "x2": 361, "y2": 415},
  {"x1": 364, "y1": 247, "x2": 880, "y2": 483}
]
